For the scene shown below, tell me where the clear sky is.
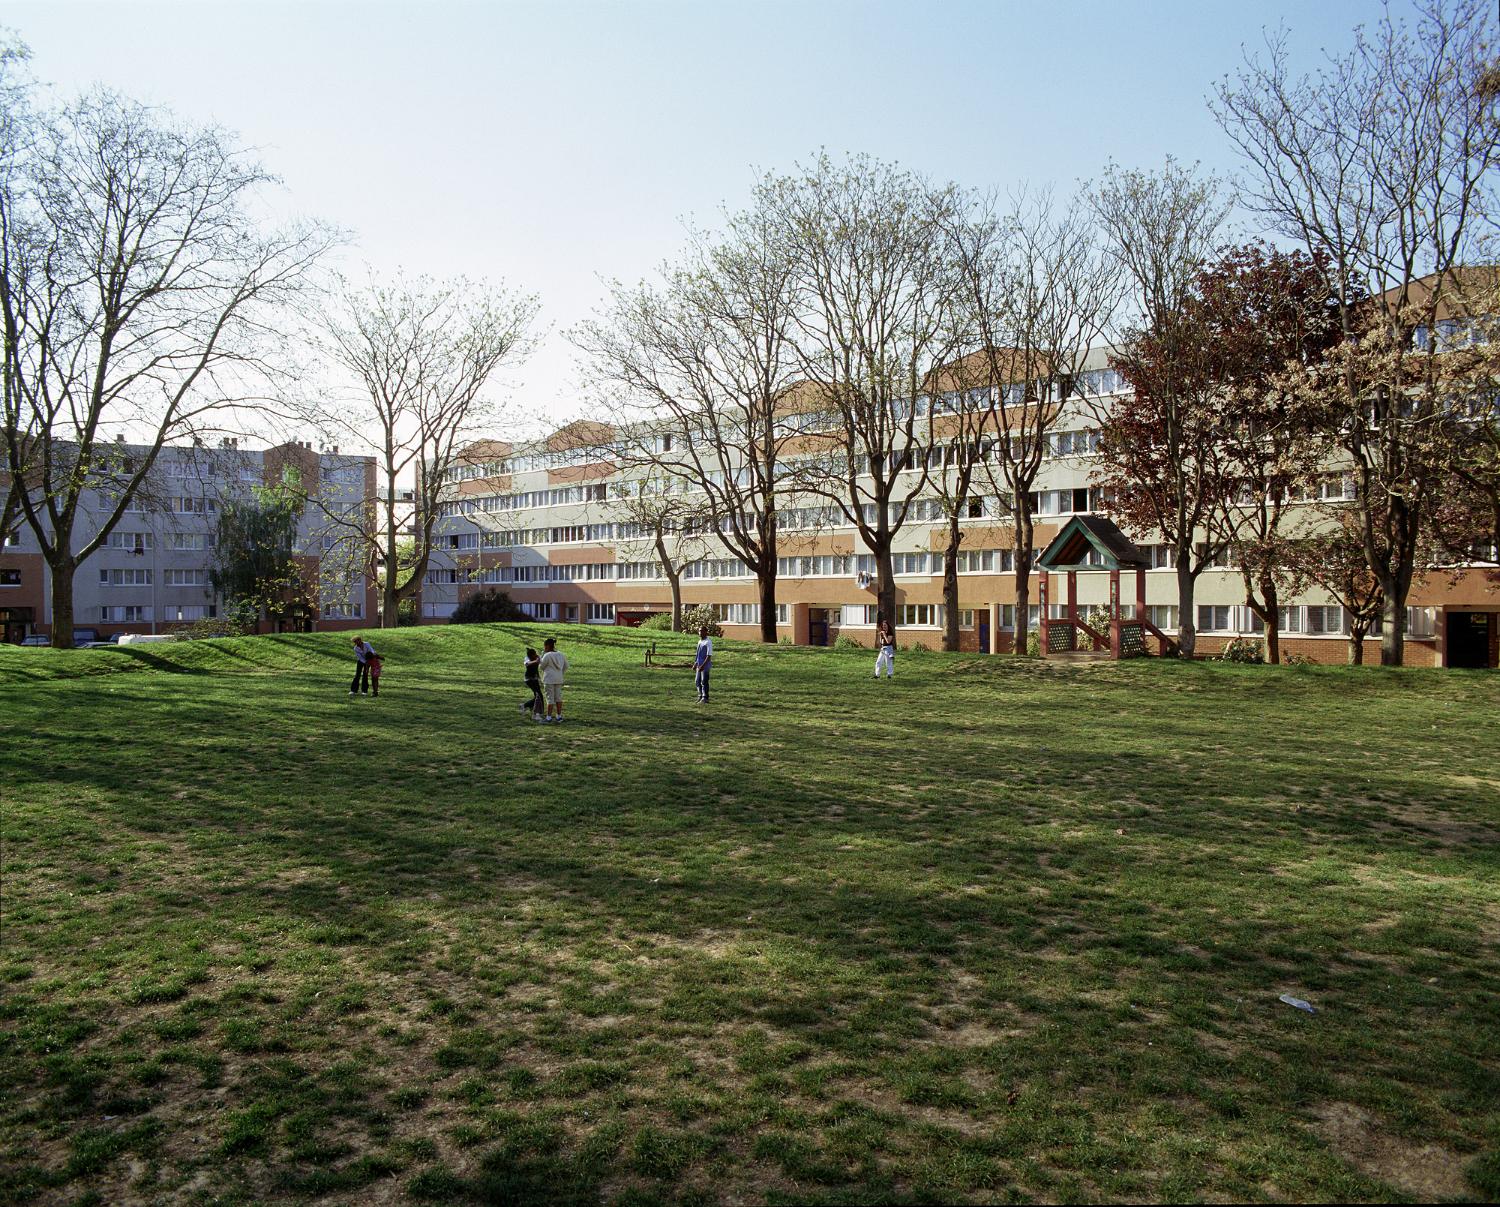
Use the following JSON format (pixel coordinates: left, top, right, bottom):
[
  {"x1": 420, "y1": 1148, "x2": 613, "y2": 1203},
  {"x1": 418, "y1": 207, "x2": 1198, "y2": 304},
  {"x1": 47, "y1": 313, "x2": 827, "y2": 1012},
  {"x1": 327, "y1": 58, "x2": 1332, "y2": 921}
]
[{"x1": 10, "y1": 0, "x2": 1419, "y2": 432}]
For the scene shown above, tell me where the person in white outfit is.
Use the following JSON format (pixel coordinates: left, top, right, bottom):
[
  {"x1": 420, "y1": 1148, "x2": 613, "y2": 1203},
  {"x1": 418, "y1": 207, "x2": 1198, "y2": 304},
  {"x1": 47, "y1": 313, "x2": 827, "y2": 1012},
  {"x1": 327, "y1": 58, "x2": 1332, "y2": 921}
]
[
  {"x1": 538, "y1": 637, "x2": 569, "y2": 722},
  {"x1": 874, "y1": 618, "x2": 895, "y2": 678}
]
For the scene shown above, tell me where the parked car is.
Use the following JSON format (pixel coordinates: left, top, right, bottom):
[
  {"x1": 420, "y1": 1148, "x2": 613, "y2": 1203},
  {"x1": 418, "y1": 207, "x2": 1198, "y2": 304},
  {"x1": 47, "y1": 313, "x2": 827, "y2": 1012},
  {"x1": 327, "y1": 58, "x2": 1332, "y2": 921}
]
[
  {"x1": 71, "y1": 628, "x2": 99, "y2": 647},
  {"x1": 20, "y1": 634, "x2": 50, "y2": 647}
]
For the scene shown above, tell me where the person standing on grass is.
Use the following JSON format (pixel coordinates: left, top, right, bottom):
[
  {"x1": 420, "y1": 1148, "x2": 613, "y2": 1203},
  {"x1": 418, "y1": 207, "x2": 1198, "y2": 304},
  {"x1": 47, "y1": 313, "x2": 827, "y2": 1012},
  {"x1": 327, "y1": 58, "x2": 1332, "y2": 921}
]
[
  {"x1": 694, "y1": 624, "x2": 713, "y2": 704},
  {"x1": 367, "y1": 646, "x2": 384, "y2": 697},
  {"x1": 350, "y1": 636, "x2": 377, "y2": 696},
  {"x1": 874, "y1": 617, "x2": 895, "y2": 679},
  {"x1": 520, "y1": 646, "x2": 544, "y2": 720},
  {"x1": 538, "y1": 636, "x2": 568, "y2": 723}
]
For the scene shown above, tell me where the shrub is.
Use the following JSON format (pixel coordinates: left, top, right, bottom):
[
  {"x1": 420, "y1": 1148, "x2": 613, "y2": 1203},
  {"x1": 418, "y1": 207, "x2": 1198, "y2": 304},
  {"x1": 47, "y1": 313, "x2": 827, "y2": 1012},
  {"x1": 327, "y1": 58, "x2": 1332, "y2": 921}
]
[
  {"x1": 833, "y1": 634, "x2": 863, "y2": 652},
  {"x1": 678, "y1": 605, "x2": 723, "y2": 637},
  {"x1": 1219, "y1": 637, "x2": 1264, "y2": 664},
  {"x1": 449, "y1": 589, "x2": 528, "y2": 625},
  {"x1": 1025, "y1": 630, "x2": 1041, "y2": 657},
  {"x1": 1283, "y1": 651, "x2": 1315, "y2": 667},
  {"x1": 170, "y1": 616, "x2": 250, "y2": 641},
  {"x1": 638, "y1": 612, "x2": 673, "y2": 631}
]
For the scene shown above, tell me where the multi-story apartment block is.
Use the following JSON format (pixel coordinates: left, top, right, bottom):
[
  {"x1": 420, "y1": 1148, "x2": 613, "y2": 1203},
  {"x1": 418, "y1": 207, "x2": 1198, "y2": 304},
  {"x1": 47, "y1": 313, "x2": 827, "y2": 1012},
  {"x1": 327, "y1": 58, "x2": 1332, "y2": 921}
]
[
  {"x1": 422, "y1": 350, "x2": 1498, "y2": 669},
  {"x1": 1, "y1": 439, "x2": 377, "y2": 643}
]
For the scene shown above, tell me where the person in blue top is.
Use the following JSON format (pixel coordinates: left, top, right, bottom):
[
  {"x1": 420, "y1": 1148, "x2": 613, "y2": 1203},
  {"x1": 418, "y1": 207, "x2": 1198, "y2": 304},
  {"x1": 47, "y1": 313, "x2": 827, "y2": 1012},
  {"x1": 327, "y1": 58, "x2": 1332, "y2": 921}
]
[{"x1": 694, "y1": 625, "x2": 713, "y2": 704}]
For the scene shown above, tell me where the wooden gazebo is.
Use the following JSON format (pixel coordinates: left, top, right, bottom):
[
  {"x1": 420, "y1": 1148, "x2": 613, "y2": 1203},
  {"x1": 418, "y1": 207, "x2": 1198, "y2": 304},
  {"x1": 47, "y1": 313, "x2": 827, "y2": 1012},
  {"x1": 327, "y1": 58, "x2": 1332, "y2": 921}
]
[{"x1": 1033, "y1": 516, "x2": 1173, "y2": 659}]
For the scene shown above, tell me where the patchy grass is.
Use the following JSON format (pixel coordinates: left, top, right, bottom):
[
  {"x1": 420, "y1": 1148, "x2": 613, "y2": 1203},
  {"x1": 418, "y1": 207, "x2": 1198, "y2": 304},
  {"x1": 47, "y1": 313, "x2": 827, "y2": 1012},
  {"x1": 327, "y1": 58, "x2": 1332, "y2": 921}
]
[{"x1": 1, "y1": 625, "x2": 1497, "y2": 1204}]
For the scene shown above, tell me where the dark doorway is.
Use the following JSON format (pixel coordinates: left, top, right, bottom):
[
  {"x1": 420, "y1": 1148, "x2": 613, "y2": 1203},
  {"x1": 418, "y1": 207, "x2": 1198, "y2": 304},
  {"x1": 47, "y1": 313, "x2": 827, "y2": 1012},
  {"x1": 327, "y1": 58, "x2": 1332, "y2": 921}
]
[
  {"x1": 978, "y1": 616, "x2": 990, "y2": 655},
  {"x1": 1446, "y1": 611, "x2": 1494, "y2": 668},
  {"x1": 808, "y1": 608, "x2": 830, "y2": 647},
  {"x1": 1, "y1": 606, "x2": 33, "y2": 645}
]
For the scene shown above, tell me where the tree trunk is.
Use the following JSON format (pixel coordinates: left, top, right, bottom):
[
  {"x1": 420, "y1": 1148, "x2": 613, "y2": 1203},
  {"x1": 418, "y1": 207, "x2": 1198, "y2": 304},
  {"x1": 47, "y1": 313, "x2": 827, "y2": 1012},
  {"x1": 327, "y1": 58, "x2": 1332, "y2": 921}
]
[
  {"x1": 1259, "y1": 576, "x2": 1280, "y2": 665},
  {"x1": 656, "y1": 531, "x2": 682, "y2": 631},
  {"x1": 49, "y1": 557, "x2": 76, "y2": 648},
  {"x1": 875, "y1": 546, "x2": 896, "y2": 647},
  {"x1": 1349, "y1": 625, "x2": 1368, "y2": 665},
  {"x1": 757, "y1": 568, "x2": 778, "y2": 643},
  {"x1": 1380, "y1": 589, "x2": 1406, "y2": 667},
  {"x1": 1175, "y1": 553, "x2": 1197, "y2": 658},
  {"x1": 1012, "y1": 513, "x2": 1034, "y2": 656},
  {"x1": 941, "y1": 516, "x2": 962, "y2": 652},
  {"x1": 382, "y1": 483, "x2": 399, "y2": 628}
]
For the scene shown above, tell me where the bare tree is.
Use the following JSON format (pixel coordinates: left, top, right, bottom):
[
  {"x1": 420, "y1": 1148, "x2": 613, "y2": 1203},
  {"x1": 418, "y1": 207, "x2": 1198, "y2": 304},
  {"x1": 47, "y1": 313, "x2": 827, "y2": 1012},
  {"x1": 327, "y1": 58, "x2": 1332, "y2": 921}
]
[
  {"x1": 758, "y1": 153, "x2": 969, "y2": 637},
  {"x1": 0, "y1": 88, "x2": 336, "y2": 647},
  {"x1": 955, "y1": 189, "x2": 1121, "y2": 655},
  {"x1": 575, "y1": 206, "x2": 799, "y2": 641},
  {"x1": 312, "y1": 274, "x2": 538, "y2": 627},
  {"x1": 1213, "y1": 0, "x2": 1500, "y2": 663},
  {"x1": 1089, "y1": 159, "x2": 1230, "y2": 656},
  {"x1": 610, "y1": 472, "x2": 712, "y2": 631},
  {"x1": 0, "y1": 32, "x2": 34, "y2": 544}
]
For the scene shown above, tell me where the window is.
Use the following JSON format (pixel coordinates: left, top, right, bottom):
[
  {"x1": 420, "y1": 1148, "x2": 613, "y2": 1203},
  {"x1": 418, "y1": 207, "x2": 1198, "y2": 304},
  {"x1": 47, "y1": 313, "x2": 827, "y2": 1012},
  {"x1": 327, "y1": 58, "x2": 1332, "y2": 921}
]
[
  {"x1": 518, "y1": 601, "x2": 553, "y2": 619},
  {"x1": 956, "y1": 609, "x2": 975, "y2": 629},
  {"x1": 162, "y1": 604, "x2": 216, "y2": 622},
  {"x1": 170, "y1": 497, "x2": 216, "y2": 514},
  {"x1": 322, "y1": 601, "x2": 365, "y2": 620},
  {"x1": 1304, "y1": 605, "x2": 1345, "y2": 635},
  {"x1": 896, "y1": 604, "x2": 939, "y2": 626},
  {"x1": 1407, "y1": 606, "x2": 1436, "y2": 638},
  {"x1": 169, "y1": 533, "x2": 209, "y2": 552},
  {"x1": 891, "y1": 552, "x2": 930, "y2": 575},
  {"x1": 953, "y1": 548, "x2": 995, "y2": 574},
  {"x1": 99, "y1": 568, "x2": 152, "y2": 587},
  {"x1": 2, "y1": 530, "x2": 19, "y2": 548},
  {"x1": 0, "y1": 568, "x2": 19, "y2": 586},
  {"x1": 163, "y1": 569, "x2": 208, "y2": 588},
  {"x1": 708, "y1": 603, "x2": 761, "y2": 626},
  {"x1": 965, "y1": 496, "x2": 986, "y2": 519},
  {"x1": 99, "y1": 605, "x2": 151, "y2": 622},
  {"x1": 1278, "y1": 606, "x2": 1302, "y2": 633},
  {"x1": 1146, "y1": 605, "x2": 1178, "y2": 631},
  {"x1": 586, "y1": 603, "x2": 615, "y2": 623},
  {"x1": 1197, "y1": 605, "x2": 1233, "y2": 632},
  {"x1": 107, "y1": 531, "x2": 153, "y2": 551}
]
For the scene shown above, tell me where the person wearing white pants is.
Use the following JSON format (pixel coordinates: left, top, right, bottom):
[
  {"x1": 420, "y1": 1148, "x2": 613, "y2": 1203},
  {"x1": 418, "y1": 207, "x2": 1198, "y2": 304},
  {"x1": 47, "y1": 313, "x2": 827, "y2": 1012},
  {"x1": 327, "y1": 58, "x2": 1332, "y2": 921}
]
[{"x1": 874, "y1": 619, "x2": 895, "y2": 678}]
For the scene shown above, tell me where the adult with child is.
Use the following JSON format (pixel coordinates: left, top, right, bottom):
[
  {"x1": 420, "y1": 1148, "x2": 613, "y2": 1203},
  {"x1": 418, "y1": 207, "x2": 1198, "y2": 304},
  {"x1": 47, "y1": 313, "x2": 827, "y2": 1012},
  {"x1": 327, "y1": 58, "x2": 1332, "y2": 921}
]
[
  {"x1": 519, "y1": 646, "x2": 545, "y2": 720},
  {"x1": 350, "y1": 636, "x2": 379, "y2": 696},
  {"x1": 694, "y1": 624, "x2": 713, "y2": 703},
  {"x1": 538, "y1": 637, "x2": 569, "y2": 723},
  {"x1": 874, "y1": 617, "x2": 895, "y2": 679}
]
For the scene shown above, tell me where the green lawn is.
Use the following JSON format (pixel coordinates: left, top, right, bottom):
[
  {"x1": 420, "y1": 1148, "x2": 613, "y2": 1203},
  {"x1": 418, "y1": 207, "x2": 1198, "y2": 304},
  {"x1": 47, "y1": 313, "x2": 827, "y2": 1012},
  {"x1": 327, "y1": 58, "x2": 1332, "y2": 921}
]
[{"x1": 1, "y1": 626, "x2": 1497, "y2": 1205}]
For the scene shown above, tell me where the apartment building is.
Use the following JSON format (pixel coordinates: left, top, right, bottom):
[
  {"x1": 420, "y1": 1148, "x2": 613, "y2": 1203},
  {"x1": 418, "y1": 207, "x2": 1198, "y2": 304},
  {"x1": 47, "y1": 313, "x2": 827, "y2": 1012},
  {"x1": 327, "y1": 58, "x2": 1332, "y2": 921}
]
[
  {"x1": 1, "y1": 439, "x2": 377, "y2": 642},
  {"x1": 421, "y1": 350, "x2": 1498, "y2": 669}
]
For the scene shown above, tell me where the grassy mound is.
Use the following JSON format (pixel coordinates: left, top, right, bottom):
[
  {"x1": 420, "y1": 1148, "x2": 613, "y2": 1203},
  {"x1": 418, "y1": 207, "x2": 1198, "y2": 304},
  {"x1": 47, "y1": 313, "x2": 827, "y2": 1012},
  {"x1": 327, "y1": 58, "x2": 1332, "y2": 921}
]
[{"x1": 2, "y1": 627, "x2": 1497, "y2": 1203}]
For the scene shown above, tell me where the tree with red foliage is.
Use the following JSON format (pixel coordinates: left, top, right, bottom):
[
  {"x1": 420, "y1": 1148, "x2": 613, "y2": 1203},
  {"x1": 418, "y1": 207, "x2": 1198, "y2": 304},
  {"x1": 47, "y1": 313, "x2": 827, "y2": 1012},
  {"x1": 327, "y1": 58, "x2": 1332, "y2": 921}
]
[{"x1": 1196, "y1": 245, "x2": 1345, "y2": 663}]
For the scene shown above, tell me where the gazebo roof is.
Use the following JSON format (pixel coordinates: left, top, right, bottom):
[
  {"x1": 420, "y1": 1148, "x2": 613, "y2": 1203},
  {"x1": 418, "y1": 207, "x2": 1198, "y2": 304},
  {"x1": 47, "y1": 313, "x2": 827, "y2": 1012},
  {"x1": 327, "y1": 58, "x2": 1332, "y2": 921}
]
[{"x1": 1035, "y1": 515, "x2": 1150, "y2": 570}]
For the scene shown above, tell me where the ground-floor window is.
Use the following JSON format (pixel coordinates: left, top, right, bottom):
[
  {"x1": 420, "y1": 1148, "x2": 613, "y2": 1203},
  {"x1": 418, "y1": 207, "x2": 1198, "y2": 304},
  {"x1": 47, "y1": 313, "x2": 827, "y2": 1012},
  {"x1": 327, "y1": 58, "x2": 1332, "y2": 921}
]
[
  {"x1": 100, "y1": 605, "x2": 151, "y2": 622},
  {"x1": 162, "y1": 604, "x2": 217, "y2": 622},
  {"x1": 586, "y1": 603, "x2": 615, "y2": 623},
  {"x1": 896, "y1": 604, "x2": 940, "y2": 627}
]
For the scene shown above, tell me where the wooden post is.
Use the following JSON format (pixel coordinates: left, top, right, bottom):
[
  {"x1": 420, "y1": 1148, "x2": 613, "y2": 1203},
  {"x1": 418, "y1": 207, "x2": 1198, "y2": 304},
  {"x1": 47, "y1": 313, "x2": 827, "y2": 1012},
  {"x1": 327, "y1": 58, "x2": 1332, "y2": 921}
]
[
  {"x1": 1038, "y1": 571, "x2": 1049, "y2": 656},
  {"x1": 1109, "y1": 569, "x2": 1122, "y2": 659}
]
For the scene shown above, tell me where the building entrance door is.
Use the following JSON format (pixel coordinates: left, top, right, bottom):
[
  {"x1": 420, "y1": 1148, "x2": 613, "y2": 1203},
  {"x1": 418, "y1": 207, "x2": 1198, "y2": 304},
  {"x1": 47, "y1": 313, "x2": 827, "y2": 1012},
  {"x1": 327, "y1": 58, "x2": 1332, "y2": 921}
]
[
  {"x1": 1446, "y1": 611, "x2": 1494, "y2": 668},
  {"x1": 808, "y1": 608, "x2": 830, "y2": 646},
  {"x1": 978, "y1": 616, "x2": 990, "y2": 654}
]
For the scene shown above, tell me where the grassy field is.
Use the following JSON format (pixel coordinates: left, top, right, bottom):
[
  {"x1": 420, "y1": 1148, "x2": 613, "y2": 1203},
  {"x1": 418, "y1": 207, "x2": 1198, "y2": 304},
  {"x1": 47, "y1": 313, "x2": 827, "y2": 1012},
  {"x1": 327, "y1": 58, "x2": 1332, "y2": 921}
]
[{"x1": 1, "y1": 625, "x2": 1497, "y2": 1205}]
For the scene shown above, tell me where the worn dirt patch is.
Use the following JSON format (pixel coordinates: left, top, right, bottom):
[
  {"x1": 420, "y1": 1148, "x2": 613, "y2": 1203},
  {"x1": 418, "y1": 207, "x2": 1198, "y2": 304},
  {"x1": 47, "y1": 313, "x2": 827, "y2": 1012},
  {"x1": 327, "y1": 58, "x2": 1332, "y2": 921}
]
[{"x1": 1309, "y1": 1101, "x2": 1468, "y2": 1200}]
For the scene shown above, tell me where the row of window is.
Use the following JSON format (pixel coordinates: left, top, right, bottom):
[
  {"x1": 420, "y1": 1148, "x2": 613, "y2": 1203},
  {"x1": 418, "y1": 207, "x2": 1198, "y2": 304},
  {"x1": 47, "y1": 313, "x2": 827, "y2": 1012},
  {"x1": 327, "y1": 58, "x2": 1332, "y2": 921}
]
[{"x1": 96, "y1": 568, "x2": 211, "y2": 587}]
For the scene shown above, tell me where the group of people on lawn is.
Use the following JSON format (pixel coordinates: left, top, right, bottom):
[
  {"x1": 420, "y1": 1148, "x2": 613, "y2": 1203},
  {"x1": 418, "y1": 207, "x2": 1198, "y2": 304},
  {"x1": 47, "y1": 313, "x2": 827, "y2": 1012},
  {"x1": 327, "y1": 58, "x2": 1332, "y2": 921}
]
[
  {"x1": 345, "y1": 625, "x2": 715, "y2": 722},
  {"x1": 348, "y1": 614, "x2": 899, "y2": 718}
]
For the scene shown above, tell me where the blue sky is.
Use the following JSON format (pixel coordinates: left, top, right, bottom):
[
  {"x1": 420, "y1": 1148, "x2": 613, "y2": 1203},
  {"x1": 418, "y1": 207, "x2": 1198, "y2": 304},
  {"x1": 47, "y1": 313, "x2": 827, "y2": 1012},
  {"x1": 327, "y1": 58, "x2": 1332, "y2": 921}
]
[{"x1": 10, "y1": 0, "x2": 1417, "y2": 426}]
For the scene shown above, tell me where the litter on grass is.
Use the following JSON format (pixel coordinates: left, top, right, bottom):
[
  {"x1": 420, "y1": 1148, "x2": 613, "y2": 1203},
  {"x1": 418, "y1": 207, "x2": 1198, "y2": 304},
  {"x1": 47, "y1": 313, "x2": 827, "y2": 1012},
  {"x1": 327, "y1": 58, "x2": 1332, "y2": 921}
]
[{"x1": 1279, "y1": 994, "x2": 1317, "y2": 1014}]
